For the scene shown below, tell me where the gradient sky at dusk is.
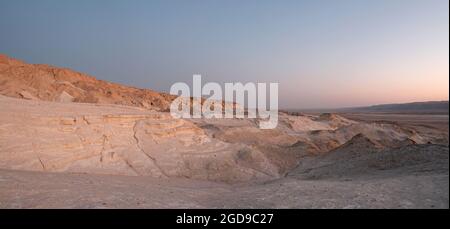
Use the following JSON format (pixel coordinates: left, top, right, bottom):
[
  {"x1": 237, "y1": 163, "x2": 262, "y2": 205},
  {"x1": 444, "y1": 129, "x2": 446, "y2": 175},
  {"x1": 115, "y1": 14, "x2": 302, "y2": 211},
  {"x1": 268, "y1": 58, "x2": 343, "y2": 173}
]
[{"x1": 0, "y1": 0, "x2": 448, "y2": 108}]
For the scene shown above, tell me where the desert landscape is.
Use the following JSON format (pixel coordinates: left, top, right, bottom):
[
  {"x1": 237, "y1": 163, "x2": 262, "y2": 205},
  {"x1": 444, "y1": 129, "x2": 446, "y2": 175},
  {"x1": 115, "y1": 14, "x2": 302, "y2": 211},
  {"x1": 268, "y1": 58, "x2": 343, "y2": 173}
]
[{"x1": 0, "y1": 54, "x2": 448, "y2": 208}]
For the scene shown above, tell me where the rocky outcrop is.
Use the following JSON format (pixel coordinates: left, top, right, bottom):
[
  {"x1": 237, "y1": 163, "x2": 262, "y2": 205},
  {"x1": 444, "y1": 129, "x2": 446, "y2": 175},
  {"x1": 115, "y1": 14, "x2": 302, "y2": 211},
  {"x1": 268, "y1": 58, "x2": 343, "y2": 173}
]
[
  {"x1": 0, "y1": 95, "x2": 282, "y2": 182},
  {"x1": 0, "y1": 54, "x2": 175, "y2": 111},
  {"x1": 0, "y1": 54, "x2": 442, "y2": 183}
]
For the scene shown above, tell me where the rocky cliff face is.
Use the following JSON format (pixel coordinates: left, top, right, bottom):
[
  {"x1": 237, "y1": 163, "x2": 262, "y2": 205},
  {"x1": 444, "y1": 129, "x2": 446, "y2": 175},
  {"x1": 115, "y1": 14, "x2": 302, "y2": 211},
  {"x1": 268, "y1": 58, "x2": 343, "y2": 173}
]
[
  {"x1": 0, "y1": 95, "x2": 281, "y2": 182},
  {"x1": 1, "y1": 94, "x2": 439, "y2": 182},
  {"x1": 0, "y1": 54, "x2": 445, "y2": 184}
]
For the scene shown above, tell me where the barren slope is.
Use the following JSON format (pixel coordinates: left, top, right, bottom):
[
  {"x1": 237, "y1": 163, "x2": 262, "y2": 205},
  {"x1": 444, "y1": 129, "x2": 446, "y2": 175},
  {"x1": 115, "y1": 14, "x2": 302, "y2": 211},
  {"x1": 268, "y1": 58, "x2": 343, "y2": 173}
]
[{"x1": 0, "y1": 54, "x2": 175, "y2": 111}]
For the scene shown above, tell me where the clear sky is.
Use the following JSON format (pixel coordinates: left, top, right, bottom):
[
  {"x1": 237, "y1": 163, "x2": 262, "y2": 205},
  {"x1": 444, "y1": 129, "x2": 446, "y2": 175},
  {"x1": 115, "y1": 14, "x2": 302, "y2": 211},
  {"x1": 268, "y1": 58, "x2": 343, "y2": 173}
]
[{"x1": 0, "y1": 0, "x2": 448, "y2": 109}]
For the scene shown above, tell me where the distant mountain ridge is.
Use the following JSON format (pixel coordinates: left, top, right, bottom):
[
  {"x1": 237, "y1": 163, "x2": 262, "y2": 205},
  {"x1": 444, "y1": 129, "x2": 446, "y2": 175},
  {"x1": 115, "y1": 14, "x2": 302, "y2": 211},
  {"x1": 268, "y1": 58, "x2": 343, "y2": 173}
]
[
  {"x1": 347, "y1": 101, "x2": 449, "y2": 114},
  {"x1": 285, "y1": 101, "x2": 449, "y2": 114}
]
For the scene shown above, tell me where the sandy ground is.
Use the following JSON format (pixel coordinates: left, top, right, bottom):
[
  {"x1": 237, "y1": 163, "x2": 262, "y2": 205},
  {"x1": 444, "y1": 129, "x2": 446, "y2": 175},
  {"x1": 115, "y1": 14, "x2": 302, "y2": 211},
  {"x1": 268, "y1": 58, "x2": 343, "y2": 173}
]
[{"x1": 0, "y1": 168, "x2": 447, "y2": 209}]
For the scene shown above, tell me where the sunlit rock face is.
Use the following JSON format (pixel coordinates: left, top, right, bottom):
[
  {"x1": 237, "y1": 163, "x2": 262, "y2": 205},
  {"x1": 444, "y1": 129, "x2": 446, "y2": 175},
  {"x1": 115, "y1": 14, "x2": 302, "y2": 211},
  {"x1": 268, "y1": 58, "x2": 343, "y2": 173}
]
[
  {"x1": 0, "y1": 54, "x2": 445, "y2": 184},
  {"x1": 0, "y1": 93, "x2": 437, "y2": 183},
  {"x1": 0, "y1": 54, "x2": 175, "y2": 111}
]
